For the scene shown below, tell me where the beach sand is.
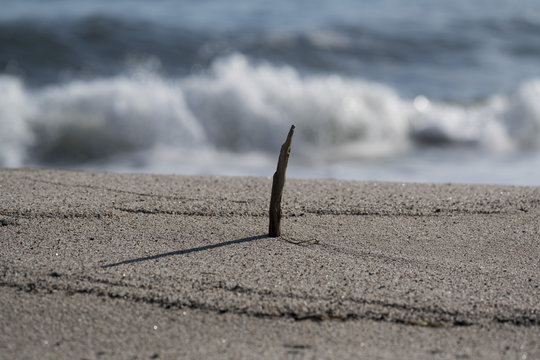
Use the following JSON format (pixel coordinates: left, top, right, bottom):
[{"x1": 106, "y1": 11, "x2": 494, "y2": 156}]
[{"x1": 0, "y1": 168, "x2": 538, "y2": 359}]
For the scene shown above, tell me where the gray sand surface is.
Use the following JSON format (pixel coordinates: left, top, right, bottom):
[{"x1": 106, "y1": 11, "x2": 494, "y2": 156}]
[{"x1": 0, "y1": 168, "x2": 538, "y2": 359}]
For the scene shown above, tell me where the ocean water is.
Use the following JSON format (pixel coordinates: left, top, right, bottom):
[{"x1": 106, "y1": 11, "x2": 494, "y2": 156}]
[{"x1": 1, "y1": 0, "x2": 540, "y2": 185}]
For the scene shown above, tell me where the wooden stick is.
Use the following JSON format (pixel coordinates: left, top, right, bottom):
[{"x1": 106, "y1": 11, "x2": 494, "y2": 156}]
[{"x1": 269, "y1": 125, "x2": 295, "y2": 237}]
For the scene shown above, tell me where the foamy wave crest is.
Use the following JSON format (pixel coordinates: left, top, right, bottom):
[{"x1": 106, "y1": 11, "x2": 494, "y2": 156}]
[
  {"x1": 0, "y1": 72, "x2": 205, "y2": 165},
  {"x1": 410, "y1": 82, "x2": 540, "y2": 151},
  {"x1": 32, "y1": 72, "x2": 206, "y2": 164},
  {"x1": 0, "y1": 76, "x2": 34, "y2": 166},
  {"x1": 1, "y1": 54, "x2": 540, "y2": 168},
  {"x1": 187, "y1": 55, "x2": 540, "y2": 156},
  {"x1": 183, "y1": 54, "x2": 410, "y2": 158}
]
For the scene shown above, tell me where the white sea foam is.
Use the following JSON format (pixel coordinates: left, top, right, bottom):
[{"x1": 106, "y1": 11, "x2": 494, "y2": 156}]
[
  {"x1": 183, "y1": 54, "x2": 411, "y2": 158},
  {"x1": 32, "y1": 72, "x2": 206, "y2": 161},
  {"x1": 1, "y1": 54, "x2": 539, "y2": 178},
  {"x1": 0, "y1": 76, "x2": 35, "y2": 166}
]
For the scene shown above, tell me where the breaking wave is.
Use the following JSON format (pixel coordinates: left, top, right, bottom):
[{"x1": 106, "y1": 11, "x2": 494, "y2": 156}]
[{"x1": 1, "y1": 54, "x2": 540, "y2": 168}]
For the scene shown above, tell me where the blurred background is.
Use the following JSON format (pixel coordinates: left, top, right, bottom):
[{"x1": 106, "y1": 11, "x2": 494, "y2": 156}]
[{"x1": 1, "y1": 0, "x2": 540, "y2": 185}]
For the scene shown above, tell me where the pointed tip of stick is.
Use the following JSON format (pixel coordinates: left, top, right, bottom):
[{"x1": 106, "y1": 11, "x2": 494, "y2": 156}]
[
  {"x1": 284, "y1": 125, "x2": 295, "y2": 147},
  {"x1": 289, "y1": 125, "x2": 296, "y2": 135}
]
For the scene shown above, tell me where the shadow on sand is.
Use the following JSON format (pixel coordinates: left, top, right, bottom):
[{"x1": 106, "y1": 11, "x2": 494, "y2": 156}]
[{"x1": 101, "y1": 234, "x2": 267, "y2": 268}]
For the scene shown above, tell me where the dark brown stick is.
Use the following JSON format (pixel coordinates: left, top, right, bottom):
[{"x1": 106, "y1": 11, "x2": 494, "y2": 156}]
[{"x1": 269, "y1": 125, "x2": 295, "y2": 237}]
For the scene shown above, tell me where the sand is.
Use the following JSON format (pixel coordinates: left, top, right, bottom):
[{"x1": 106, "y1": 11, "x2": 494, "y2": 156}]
[{"x1": 0, "y1": 168, "x2": 538, "y2": 359}]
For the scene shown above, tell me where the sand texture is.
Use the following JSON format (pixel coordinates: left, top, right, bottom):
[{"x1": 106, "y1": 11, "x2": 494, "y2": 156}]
[{"x1": 0, "y1": 168, "x2": 539, "y2": 359}]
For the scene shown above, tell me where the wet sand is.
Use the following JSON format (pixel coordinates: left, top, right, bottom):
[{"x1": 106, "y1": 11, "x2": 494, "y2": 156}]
[{"x1": 1, "y1": 168, "x2": 538, "y2": 359}]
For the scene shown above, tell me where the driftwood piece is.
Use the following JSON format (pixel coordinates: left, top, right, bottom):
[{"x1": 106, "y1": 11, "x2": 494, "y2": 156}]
[{"x1": 269, "y1": 125, "x2": 295, "y2": 237}]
